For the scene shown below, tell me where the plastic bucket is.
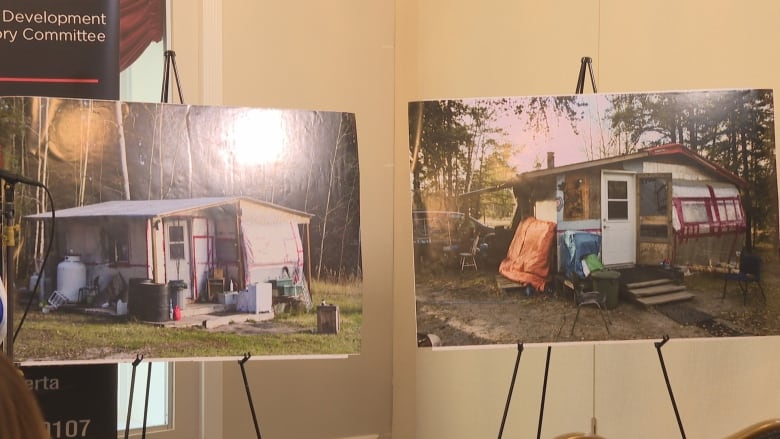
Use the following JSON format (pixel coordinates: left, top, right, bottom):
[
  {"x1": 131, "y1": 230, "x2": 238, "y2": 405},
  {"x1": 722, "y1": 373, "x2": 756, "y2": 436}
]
[{"x1": 591, "y1": 270, "x2": 621, "y2": 309}]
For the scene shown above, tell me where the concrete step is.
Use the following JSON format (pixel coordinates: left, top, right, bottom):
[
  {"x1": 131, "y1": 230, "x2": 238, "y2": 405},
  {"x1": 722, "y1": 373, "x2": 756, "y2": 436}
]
[
  {"x1": 625, "y1": 278, "x2": 676, "y2": 289},
  {"x1": 636, "y1": 291, "x2": 696, "y2": 306},
  {"x1": 627, "y1": 284, "x2": 688, "y2": 298}
]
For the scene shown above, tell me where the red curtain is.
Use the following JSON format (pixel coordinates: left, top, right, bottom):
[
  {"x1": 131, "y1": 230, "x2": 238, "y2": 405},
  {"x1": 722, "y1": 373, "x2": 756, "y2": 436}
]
[{"x1": 119, "y1": 0, "x2": 165, "y2": 72}]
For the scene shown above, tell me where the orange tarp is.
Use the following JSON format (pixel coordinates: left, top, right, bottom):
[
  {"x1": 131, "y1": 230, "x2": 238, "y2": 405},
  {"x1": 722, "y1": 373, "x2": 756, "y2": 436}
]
[{"x1": 498, "y1": 217, "x2": 556, "y2": 291}]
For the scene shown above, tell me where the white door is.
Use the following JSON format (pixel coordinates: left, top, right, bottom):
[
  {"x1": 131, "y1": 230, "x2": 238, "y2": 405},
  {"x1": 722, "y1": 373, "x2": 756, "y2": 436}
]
[
  {"x1": 164, "y1": 220, "x2": 191, "y2": 285},
  {"x1": 601, "y1": 172, "x2": 636, "y2": 266}
]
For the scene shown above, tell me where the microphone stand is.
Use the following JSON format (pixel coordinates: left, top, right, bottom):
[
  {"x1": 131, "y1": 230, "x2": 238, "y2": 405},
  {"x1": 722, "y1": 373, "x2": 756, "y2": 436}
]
[{"x1": 3, "y1": 180, "x2": 18, "y2": 360}]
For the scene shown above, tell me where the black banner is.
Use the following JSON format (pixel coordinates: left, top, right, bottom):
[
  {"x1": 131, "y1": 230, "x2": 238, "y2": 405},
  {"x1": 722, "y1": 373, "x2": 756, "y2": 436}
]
[
  {"x1": 0, "y1": 0, "x2": 119, "y2": 99},
  {"x1": 21, "y1": 363, "x2": 118, "y2": 439}
]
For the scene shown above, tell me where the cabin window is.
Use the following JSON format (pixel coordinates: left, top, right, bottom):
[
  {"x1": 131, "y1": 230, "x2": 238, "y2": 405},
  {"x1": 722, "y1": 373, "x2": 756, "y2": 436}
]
[
  {"x1": 716, "y1": 198, "x2": 743, "y2": 222},
  {"x1": 680, "y1": 200, "x2": 710, "y2": 223},
  {"x1": 168, "y1": 225, "x2": 185, "y2": 260},
  {"x1": 106, "y1": 223, "x2": 130, "y2": 263},
  {"x1": 674, "y1": 192, "x2": 746, "y2": 238},
  {"x1": 606, "y1": 180, "x2": 629, "y2": 220},
  {"x1": 639, "y1": 178, "x2": 668, "y2": 216}
]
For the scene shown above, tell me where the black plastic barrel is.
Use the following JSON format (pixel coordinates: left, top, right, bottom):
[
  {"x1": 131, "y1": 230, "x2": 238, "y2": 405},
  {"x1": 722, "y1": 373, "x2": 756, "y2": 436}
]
[
  {"x1": 128, "y1": 279, "x2": 169, "y2": 322},
  {"x1": 127, "y1": 278, "x2": 149, "y2": 319}
]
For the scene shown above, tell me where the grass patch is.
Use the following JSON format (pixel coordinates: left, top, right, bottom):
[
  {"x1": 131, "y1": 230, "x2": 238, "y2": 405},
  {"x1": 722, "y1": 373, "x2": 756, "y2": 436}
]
[{"x1": 13, "y1": 279, "x2": 363, "y2": 362}]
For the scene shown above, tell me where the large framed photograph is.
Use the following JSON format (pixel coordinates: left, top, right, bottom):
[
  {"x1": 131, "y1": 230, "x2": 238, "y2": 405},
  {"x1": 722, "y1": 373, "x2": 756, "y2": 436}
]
[
  {"x1": 410, "y1": 89, "x2": 777, "y2": 347},
  {"x1": 0, "y1": 96, "x2": 363, "y2": 362}
]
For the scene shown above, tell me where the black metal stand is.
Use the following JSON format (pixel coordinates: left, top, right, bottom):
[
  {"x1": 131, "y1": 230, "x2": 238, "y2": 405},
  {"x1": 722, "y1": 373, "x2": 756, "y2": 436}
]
[
  {"x1": 141, "y1": 361, "x2": 152, "y2": 439},
  {"x1": 239, "y1": 353, "x2": 262, "y2": 439},
  {"x1": 537, "y1": 346, "x2": 552, "y2": 439},
  {"x1": 125, "y1": 354, "x2": 152, "y2": 439},
  {"x1": 655, "y1": 336, "x2": 686, "y2": 438},
  {"x1": 1, "y1": 175, "x2": 50, "y2": 362},
  {"x1": 575, "y1": 56, "x2": 598, "y2": 94},
  {"x1": 161, "y1": 50, "x2": 185, "y2": 104},
  {"x1": 497, "y1": 342, "x2": 524, "y2": 439},
  {"x1": 3, "y1": 181, "x2": 17, "y2": 361}
]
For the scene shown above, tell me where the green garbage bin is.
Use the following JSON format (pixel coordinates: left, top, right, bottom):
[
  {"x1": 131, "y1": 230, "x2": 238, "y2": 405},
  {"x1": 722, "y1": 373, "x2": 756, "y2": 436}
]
[{"x1": 591, "y1": 269, "x2": 621, "y2": 309}]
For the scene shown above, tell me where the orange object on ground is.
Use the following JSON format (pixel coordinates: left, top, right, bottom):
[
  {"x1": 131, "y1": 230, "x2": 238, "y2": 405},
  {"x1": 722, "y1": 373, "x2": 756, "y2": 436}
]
[{"x1": 498, "y1": 217, "x2": 556, "y2": 291}]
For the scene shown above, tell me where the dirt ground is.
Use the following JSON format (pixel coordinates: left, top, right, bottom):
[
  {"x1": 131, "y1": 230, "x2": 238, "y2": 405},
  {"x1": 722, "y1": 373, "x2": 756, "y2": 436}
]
[
  {"x1": 207, "y1": 319, "x2": 302, "y2": 335},
  {"x1": 415, "y1": 254, "x2": 780, "y2": 346}
]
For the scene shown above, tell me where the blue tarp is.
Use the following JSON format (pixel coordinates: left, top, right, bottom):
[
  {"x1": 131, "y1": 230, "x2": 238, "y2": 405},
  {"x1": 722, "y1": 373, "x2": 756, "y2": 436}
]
[{"x1": 561, "y1": 231, "x2": 601, "y2": 279}]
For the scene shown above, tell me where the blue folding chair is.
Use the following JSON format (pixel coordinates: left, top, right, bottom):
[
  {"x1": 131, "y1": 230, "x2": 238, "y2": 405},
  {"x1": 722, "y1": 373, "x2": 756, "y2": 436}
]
[{"x1": 722, "y1": 253, "x2": 766, "y2": 305}]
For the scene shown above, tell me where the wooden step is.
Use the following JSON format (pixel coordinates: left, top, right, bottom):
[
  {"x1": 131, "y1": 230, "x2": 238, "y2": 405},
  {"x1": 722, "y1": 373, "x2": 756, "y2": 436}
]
[
  {"x1": 496, "y1": 275, "x2": 523, "y2": 289},
  {"x1": 628, "y1": 284, "x2": 688, "y2": 298},
  {"x1": 625, "y1": 278, "x2": 675, "y2": 289},
  {"x1": 495, "y1": 275, "x2": 525, "y2": 292},
  {"x1": 636, "y1": 291, "x2": 695, "y2": 306}
]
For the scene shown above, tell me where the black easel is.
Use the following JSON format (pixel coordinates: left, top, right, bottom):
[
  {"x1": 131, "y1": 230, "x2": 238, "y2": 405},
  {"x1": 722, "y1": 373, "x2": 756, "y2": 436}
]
[
  {"x1": 161, "y1": 50, "x2": 185, "y2": 104},
  {"x1": 497, "y1": 343, "x2": 524, "y2": 439},
  {"x1": 537, "y1": 346, "x2": 552, "y2": 439},
  {"x1": 575, "y1": 56, "x2": 598, "y2": 94},
  {"x1": 124, "y1": 354, "x2": 153, "y2": 439},
  {"x1": 495, "y1": 344, "x2": 553, "y2": 438},
  {"x1": 655, "y1": 336, "x2": 686, "y2": 438},
  {"x1": 141, "y1": 361, "x2": 153, "y2": 438},
  {"x1": 239, "y1": 352, "x2": 262, "y2": 439}
]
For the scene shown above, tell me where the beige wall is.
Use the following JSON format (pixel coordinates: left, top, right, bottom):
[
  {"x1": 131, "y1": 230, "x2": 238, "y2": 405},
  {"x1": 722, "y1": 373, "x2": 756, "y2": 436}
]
[
  {"x1": 397, "y1": 1, "x2": 780, "y2": 438},
  {"x1": 163, "y1": 1, "x2": 780, "y2": 437}
]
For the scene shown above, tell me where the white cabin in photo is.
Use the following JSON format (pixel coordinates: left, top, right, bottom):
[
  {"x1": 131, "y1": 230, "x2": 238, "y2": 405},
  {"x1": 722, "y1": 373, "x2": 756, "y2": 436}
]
[
  {"x1": 26, "y1": 196, "x2": 312, "y2": 306},
  {"x1": 509, "y1": 143, "x2": 748, "y2": 269}
]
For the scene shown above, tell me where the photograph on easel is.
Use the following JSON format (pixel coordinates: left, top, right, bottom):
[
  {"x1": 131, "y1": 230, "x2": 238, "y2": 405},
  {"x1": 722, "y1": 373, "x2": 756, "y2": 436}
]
[
  {"x1": 409, "y1": 89, "x2": 777, "y2": 347},
  {"x1": 0, "y1": 96, "x2": 362, "y2": 362}
]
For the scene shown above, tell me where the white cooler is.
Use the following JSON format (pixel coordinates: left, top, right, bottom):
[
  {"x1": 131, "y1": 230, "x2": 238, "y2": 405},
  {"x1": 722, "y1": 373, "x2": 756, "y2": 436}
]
[{"x1": 239, "y1": 282, "x2": 272, "y2": 314}]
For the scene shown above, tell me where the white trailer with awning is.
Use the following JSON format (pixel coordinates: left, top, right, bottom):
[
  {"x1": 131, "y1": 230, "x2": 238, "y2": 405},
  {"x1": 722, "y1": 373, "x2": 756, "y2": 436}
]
[{"x1": 26, "y1": 196, "x2": 312, "y2": 307}]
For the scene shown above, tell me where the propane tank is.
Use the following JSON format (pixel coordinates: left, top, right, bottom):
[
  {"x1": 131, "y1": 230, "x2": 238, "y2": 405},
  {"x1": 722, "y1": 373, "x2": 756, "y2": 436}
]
[{"x1": 56, "y1": 255, "x2": 87, "y2": 303}]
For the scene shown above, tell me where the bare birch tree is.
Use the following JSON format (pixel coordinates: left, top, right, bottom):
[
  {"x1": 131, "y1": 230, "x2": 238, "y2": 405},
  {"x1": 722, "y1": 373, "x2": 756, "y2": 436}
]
[
  {"x1": 115, "y1": 101, "x2": 131, "y2": 200},
  {"x1": 316, "y1": 117, "x2": 345, "y2": 279}
]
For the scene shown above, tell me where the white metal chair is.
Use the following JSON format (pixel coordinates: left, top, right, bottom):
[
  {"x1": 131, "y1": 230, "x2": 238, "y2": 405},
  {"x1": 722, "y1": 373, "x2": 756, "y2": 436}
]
[{"x1": 459, "y1": 235, "x2": 480, "y2": 271}]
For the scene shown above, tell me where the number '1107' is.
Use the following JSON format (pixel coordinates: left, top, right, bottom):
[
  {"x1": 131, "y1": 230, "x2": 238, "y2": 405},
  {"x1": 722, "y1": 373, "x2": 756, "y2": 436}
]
[{"x1": 43, "y1": 419, "x2": 91, "y2": 438}]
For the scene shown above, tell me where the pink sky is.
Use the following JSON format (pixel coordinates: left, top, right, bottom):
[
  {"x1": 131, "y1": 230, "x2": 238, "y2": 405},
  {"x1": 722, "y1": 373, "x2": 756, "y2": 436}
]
[{"x1": 458, "y1": 92, "x2": 679, "y2": 175}]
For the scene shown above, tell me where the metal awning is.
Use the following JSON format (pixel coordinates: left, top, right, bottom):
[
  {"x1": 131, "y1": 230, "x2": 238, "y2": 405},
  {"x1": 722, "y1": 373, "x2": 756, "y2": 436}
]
[{"x1": 25, "y1": 196, "x2": 312, "y2": 223}]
